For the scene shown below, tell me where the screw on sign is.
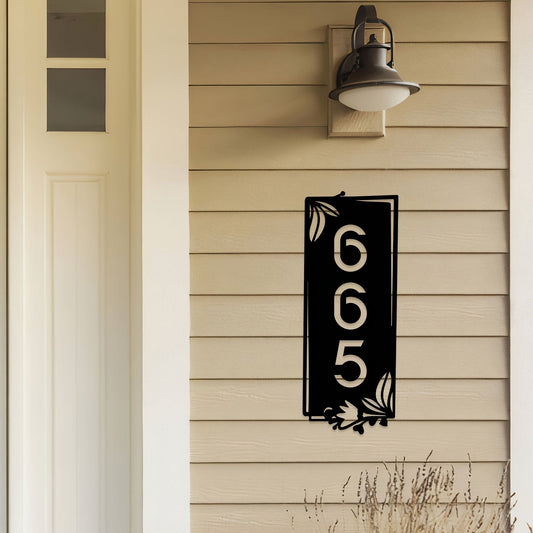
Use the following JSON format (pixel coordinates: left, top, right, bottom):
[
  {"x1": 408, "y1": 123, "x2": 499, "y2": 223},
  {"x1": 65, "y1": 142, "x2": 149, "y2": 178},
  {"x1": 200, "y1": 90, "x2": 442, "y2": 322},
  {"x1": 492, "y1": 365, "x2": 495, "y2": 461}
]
[{"x1": 303, "y1": 193, "x2": 398, "y2": 434}]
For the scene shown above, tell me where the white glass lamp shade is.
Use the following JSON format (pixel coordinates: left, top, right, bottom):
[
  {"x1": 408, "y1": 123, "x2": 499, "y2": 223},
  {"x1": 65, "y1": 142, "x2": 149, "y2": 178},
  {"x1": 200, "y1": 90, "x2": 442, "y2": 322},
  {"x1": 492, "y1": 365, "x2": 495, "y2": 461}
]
[
  {"x1": 329, "y1": 34, "x2": 420, "y2": 113},
  {"x1": 338, "y1": 84, "x2": 411, "y2": 112}
]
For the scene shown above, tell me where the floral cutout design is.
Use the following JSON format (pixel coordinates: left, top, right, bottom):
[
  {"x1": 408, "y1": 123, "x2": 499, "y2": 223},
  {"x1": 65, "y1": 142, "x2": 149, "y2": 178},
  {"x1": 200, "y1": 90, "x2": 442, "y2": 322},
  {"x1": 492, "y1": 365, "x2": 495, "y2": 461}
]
[
  {"x1": 324, "y1": 372, "x2": 394, "y2": 434},
  {"x1": 308, "y1": 200, "x2": 340, "y2": 242}
]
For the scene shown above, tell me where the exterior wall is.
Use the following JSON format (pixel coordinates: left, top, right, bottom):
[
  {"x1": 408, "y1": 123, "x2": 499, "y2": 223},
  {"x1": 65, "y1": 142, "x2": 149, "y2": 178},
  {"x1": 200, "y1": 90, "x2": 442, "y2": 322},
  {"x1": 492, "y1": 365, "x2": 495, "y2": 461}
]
[{"x1": 189, "y1": 1, "x2": 509, "y2": 531}]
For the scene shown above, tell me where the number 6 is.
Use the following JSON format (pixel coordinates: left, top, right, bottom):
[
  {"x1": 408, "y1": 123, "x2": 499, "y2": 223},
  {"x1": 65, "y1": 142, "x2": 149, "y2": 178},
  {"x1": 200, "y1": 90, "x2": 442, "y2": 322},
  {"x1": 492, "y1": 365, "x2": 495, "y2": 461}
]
[
  {"x1": 334, "y1": 224, "x2": 367, "y2": 272},
  {"x1": 335, "y1": 340, "x2": 367, "y2": 388},
  {"x1": 334, "y1": 282, "x2": 367, "y2": 330}
]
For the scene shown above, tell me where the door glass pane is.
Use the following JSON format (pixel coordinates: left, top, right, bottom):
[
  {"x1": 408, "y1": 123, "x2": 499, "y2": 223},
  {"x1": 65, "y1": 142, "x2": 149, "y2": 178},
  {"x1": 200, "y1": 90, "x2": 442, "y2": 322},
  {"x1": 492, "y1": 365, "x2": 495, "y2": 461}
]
[
  {"x1": 48, "y1": 0, "x2": 106, "y2": 58},
  {"x1": 47, "y1": 69, "x2": 106, "y2": 132}
]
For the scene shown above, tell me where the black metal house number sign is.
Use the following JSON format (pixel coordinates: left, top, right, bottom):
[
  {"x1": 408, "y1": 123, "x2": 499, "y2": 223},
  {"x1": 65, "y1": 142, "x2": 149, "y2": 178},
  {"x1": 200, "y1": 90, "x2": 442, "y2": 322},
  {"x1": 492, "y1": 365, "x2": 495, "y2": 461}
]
[{"x1": 303, "y1": 193, "x2": 398, "y2": 434}]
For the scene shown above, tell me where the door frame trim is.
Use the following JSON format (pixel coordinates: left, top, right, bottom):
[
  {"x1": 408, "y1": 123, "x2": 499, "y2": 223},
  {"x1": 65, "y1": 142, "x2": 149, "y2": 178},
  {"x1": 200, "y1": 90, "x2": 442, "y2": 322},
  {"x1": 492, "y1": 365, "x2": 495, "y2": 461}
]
[
  {"x1": 0, "y1": 0, "x2": 6, "y2": 530},
  {"x1": 140, "y1": 0, "x2": 190, "y2": 531},
  {"x1": 510, "y1": 0, "x2": 533, "y2": 528},
  {"x1": 7, "y1": 0, "x2": 27, "y2": 528}
]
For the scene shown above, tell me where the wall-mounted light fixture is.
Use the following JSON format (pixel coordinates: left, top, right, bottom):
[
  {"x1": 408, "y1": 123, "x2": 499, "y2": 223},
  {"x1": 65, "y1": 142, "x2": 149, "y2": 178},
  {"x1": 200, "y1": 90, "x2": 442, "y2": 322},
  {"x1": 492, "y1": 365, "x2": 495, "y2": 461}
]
[
  {"x1": 327, "y1": 4, "x2": 420, "y2": 137},
  {"x1": 330, "y1": 5, "x2": 420, "y2": 112}
]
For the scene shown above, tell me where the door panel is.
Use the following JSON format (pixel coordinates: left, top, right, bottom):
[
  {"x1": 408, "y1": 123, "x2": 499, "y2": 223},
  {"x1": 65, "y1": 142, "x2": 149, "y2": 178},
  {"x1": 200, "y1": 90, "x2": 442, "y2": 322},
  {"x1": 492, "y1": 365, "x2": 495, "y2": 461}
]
[
  {"x1": 8, "y1": 0, "x2": 131, "y2": 531},
  {"x1": 50, "y1": 177, "x2": 104, "y2": 533}
]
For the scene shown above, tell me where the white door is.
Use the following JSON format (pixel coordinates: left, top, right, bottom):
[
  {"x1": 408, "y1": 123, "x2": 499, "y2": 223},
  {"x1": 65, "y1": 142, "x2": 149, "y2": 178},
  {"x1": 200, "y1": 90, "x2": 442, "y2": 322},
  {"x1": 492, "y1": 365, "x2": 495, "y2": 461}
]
[{"x1": 8, "y1": 0, "x2": 133, "y2": 531}]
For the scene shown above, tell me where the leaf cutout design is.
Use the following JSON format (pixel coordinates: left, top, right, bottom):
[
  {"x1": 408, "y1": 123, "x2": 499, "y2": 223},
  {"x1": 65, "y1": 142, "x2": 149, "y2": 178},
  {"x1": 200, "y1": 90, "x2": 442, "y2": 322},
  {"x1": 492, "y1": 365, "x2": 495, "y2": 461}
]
[
  {"x1": 360, "y1": 411, "x2": 379, "y2": 419},
  {"x1": 308, "y1": 200, "x2": 340, "y2": 242},
  {"x1": 339, "y1": 400, "x2": 358, "y2": 417},
  {"x1": 361, "y1": 397, "x2": 382, "y2": 410},
  {"x1": 316, "y1": 201, "x2": 340, "y2": 217},
  {"x1": 375, "y1": 373, "x2": 387, "y2": 408},
  {"x1": 336, "y1": 401, "x2": 360, "y2": 426},
  {"x1": 316, "y1": 210, "x2": 325, "y2": 241},
  {"x1": 338, "y1": 418, "x2": 356, "y2": 429},
  {"x1": 361, "y1": 398, "x2": 385, "y2": 415},
  {"x1": 379, "y1": 372, "x2": 392, "y2": 408},
  {"x1": 308, "y1": 205, "x2": 318, "y2": 241},
  {"x1": 309, "y1": 207, "x2": 326, "y2": 242},
  {"x1": 388, "y1": 390, "x2": 395, "y2": 413}
]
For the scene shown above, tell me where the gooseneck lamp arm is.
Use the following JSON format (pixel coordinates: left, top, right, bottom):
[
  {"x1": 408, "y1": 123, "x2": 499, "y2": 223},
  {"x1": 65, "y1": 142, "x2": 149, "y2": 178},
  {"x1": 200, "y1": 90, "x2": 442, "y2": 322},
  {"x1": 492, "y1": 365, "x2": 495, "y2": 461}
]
[{"x1": 351, "y1": 5, "x2": 395, "y2": 68}]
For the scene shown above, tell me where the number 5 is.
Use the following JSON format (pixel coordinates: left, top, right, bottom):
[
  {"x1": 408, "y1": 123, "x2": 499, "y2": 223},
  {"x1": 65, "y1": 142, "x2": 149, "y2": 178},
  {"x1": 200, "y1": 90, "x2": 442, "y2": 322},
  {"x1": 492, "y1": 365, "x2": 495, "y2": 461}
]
[{"x1": 335, "y1": 340, "x2": 367, "y2": 388}]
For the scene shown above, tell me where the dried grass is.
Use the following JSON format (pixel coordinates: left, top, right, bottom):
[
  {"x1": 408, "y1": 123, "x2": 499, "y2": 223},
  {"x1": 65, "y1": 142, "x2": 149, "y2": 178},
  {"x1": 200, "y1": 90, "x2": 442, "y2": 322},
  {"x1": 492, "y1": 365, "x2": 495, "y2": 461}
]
[{"x1": 299, "y1": 453, "x2": 514, "y2": 533}]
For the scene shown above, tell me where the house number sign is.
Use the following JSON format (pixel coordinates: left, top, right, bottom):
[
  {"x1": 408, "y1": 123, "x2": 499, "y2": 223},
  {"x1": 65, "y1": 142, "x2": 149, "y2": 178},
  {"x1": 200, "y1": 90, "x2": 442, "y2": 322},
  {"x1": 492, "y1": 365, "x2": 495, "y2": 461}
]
[{"x1": 303, "y1": 193, "x2": 398, "y2": 434}]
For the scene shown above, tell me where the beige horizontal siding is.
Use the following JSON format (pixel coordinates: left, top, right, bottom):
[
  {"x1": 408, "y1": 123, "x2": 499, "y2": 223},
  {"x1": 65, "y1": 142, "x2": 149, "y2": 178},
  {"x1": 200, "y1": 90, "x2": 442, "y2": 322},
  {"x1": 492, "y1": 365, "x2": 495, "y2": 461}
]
[
  {"x1": 191, "y1": 462, "x2": 508, "y2": 503},
  {"x1": 191, "y1": 295, "x2": 508, "y2": 336},
  {"x1": 191, "y1": 379, "x2": 508, "y2": 420},
  {"x1": 190, "y1": 85, "x2": 508, "y2": 127},
  {"x1": 191, "y1": 420, "x2": 508, "y2": 462},
  {"x1": 190, "y1": 128, "x2": 507, "y2": 170},
  {"x1": 190, "y1": 212, "x2": 508, "y2": 253},
  {"x1": 189, "y1": 3, "x2": 508, "y2": 43},
  {"x1": 191, "y1": 254, "x2": 508, "y2": 295},
  {"x1": 190, "y1": 43, "x2": 508, "y2": 85},
  {"x1": 189, "y1": 0, "x2": 510, "y2": 525},
  {"x1": 191, "y1": 337, "x2": 509, "y2": 379},
  {"x1": 191, "y1": 503, "x2": 507, "y2": 533},
  {"x1": 190, "y1": 170, "x2": 509, "y2": 211}
]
